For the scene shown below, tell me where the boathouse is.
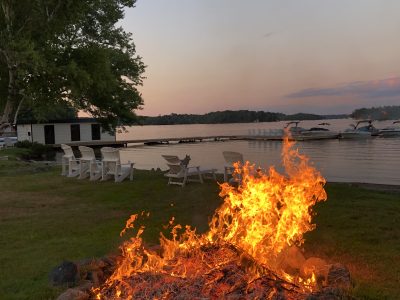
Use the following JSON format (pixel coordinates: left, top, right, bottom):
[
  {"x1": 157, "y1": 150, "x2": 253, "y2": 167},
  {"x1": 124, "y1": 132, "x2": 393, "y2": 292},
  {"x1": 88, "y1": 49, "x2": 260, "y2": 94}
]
[{"x1": 16, "y1": 118, "x2": 116, "y2": 145}]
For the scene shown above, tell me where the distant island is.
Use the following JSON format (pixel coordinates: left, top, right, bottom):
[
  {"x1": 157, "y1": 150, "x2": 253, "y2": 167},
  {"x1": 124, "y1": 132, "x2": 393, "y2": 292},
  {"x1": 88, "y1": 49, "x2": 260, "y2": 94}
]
[
  {"x1": 140, "y1": 105, "x2": 400, "y2": 125},
  {"x1": 140, "y1": 110, "x2": 348, "y2": 125}
]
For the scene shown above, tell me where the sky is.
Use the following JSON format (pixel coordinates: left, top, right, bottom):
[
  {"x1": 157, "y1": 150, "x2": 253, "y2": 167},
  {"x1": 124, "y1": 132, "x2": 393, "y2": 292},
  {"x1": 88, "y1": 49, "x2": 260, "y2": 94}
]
[{"x1": 120, "y1": 0, "x2": 400, "y2": 116}]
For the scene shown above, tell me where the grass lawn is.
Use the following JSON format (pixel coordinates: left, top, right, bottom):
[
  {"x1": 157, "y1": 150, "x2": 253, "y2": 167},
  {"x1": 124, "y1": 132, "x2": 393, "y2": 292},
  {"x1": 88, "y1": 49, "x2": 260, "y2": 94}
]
[{"x1": 0, "y1": 149, "x2": 399, "y2": 299}]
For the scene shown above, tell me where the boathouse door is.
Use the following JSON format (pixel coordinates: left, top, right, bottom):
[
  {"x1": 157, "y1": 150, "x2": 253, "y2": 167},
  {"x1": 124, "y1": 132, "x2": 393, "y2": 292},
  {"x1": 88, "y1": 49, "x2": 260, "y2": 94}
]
[{"x1": 44, "y1": 125, "x2": 55, "y2": 145}]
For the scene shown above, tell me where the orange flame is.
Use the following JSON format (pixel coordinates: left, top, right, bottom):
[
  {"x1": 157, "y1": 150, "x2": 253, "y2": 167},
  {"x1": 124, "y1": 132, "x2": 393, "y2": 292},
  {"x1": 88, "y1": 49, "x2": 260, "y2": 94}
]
[
  {"x1": 208, "y1": 138, "x2": 326, "y2": 267},
  {"x1": 96, "y1": 137, "x2": 327, "y2": 298}
]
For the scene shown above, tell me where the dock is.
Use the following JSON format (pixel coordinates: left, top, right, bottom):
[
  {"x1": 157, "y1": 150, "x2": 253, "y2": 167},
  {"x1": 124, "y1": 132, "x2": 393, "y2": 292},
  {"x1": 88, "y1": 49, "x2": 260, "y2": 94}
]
[
  {"x1": 54, "y1": 127, "x2": 340, "y2": 147},
  {"x1": 54, "y1": 134, "x2": 287, "y2": 148}
]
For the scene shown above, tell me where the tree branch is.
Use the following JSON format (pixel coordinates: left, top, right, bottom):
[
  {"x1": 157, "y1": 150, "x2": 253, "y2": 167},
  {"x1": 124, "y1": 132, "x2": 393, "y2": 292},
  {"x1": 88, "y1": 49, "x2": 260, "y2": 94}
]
[
  {"x1": 46, "y1": 0, "x2": 62, "y2": 23},
  {"x1": 0, "y1": 49, "x2": 8, "y2": 63},
  {"x1": 1, "y1": 0, "x2": 12, "y2": 32},
  {"x1": 16, "y1": 18, "x2": 31, "y2": 36}
]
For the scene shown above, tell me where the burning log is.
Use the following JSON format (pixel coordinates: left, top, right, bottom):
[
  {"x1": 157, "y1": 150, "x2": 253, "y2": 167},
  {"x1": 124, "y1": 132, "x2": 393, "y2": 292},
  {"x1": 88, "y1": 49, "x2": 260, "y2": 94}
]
[
  {"x1": 55, "y1": 249, "x2": 352, "y2": 300},
  {"x1": 95, "y1": 243, "x2": 309, "y2": 300}
]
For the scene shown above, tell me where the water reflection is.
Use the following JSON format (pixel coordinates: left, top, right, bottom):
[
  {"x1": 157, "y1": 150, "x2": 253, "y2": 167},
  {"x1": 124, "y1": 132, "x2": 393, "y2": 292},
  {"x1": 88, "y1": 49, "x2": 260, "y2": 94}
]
[{"x1": 119, "y1": 137, "x2": 400, "y2": 185}]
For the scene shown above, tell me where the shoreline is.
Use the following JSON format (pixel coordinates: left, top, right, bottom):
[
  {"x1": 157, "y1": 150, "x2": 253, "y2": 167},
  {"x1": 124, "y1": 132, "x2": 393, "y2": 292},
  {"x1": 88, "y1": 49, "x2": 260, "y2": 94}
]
[{"x1": 329, "y1": 181, "x2": 400, "y2": 192}]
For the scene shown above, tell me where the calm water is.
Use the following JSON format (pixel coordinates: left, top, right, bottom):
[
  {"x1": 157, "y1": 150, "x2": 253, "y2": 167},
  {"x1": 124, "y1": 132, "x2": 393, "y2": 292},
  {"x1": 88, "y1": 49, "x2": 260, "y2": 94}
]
[{"x1": 117, "y1": 119, "x2": 400, "y2": 185}]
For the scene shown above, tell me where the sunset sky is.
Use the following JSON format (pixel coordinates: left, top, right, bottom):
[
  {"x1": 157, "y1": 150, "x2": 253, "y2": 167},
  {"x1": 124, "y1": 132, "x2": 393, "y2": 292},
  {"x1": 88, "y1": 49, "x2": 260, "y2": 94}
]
[{"x1": 120, "y1": 0, "x2": 400, "y2": 116}]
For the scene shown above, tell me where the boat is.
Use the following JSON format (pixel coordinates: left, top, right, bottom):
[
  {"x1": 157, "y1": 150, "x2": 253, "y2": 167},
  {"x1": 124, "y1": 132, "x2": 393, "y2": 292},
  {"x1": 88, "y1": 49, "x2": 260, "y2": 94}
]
[
  {"x1": 284, "y1": 121, "x2": 339, "y2": 140},
  {"x1": 340, "y1": 120, "x2": 379, "y2": 139},
  {"x1": 378, "y1": 120, "x2": 400, "y2": 137}
]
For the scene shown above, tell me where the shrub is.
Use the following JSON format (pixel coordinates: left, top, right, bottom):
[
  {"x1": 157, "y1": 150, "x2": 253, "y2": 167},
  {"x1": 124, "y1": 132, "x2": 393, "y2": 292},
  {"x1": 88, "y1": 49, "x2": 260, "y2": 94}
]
[
  {"x1": 15, "y1": 141, "x2": 56, "y2": 160},
  {"x1": 15, "y1": 140, "x2": 34, "y2": 148}
]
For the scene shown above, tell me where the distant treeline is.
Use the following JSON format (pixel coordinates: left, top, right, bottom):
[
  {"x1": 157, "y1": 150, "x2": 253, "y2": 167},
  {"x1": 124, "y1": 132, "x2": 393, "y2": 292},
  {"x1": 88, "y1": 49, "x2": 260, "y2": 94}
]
[
  {"x1": 351, "y1": 106, "x2": 400, "y2": 120},
  {"x1": 140, "y1": 110, "x2": 348, "y2": 125}
]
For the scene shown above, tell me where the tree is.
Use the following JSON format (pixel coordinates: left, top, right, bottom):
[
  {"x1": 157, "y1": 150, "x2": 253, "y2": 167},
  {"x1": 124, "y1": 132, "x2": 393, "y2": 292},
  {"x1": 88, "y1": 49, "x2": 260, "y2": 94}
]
[
  {"x1": 0, "y1": 0, "x2": 145, "y2": 133},
  {"x1": 17, "y1": 101, "x2": 78, "y2": 123}
]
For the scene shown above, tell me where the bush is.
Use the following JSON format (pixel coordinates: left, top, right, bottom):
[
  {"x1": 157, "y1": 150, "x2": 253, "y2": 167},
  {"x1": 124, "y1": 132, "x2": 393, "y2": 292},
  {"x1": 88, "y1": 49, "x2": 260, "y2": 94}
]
[
  {"x1": 15, "y1": 141, "x2": 56, "y2": 160},
  {"x1": 15, "y1": 140, "x2": 35, "y2": 148}
]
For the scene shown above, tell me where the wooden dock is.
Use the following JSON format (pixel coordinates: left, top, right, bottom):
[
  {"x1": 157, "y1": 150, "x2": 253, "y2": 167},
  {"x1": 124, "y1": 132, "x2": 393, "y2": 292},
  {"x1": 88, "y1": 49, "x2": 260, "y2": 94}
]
[{"x1": 54, "y1": 134, "x2": 286, "y2": 148}]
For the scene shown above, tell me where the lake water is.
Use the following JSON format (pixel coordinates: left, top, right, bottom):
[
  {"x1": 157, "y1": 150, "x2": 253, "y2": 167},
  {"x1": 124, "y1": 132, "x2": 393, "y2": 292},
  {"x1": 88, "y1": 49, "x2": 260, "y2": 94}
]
[{"x1": 117, "y1": 119, "x2": 400, "y2": 185}]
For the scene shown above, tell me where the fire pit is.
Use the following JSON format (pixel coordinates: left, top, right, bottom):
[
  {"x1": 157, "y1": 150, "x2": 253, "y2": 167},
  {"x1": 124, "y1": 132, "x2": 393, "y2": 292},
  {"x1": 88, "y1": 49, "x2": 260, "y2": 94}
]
[{"x1": 57, "y1": 138, "x2": 352, "y2": 299}]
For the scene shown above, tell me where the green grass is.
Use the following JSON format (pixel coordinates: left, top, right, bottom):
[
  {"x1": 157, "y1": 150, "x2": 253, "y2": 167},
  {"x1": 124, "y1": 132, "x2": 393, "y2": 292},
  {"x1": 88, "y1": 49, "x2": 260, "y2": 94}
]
[
  {"x1": 305, "y1": 184, "x2": 400, "y2": 299},
  {"x1": 0, "y1": 149, "x2": 399, "y2": 299}
]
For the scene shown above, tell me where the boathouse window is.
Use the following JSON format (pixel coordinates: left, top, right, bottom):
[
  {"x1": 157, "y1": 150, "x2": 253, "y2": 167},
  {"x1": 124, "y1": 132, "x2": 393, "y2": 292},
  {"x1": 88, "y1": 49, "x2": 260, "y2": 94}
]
[
  {"x1": 91, "y1": 124, "x2": 101, "y2": 140},
  {"x1": 70, "y1": 124, "x2": 81, "y2": 141}
]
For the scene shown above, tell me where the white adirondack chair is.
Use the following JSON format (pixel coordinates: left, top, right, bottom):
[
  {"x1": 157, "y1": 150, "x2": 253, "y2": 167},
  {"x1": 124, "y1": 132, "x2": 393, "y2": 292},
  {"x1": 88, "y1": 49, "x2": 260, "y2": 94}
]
[
  {"x1": 78, "y1": 146, "x2": 102, "y2": 181},
  {"x1": 162, "y1": 155, "x2": 216, "y2": 187},
  {"x1": 100, "y1": 147, "x2": 134, "y2": 182},
  {"x1": 61, "y1": 144, "x2": 80, "y2": 177},
  {"x1": 222, "y1": 151, "x2": 244, "y2": 183}
]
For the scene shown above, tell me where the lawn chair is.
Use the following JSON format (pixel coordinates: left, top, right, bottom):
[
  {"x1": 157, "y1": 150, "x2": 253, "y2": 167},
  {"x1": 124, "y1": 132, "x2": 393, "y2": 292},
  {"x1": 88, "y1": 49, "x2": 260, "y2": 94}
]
[
  {"x1": 61, "y1": 144, "x2": 80, "y2": 177},
  {"x1": 222, "y1": 151, "x2": 244, "y2": 183},
  {"x1": 162, "y1": 155, "x2": 216, "y2": 187},
  {"x1": 100, "y1": 147, "x2": 134, "y2": 182},
  {"x1": 78, "y1": 146, "x2": 102, "y2": 181}
]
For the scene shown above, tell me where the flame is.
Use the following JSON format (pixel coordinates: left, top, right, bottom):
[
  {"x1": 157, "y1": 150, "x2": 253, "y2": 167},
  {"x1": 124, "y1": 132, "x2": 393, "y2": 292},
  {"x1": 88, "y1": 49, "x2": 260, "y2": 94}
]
[{"x1": 95, "y1": 137, "x2": 327, "y2": 298}]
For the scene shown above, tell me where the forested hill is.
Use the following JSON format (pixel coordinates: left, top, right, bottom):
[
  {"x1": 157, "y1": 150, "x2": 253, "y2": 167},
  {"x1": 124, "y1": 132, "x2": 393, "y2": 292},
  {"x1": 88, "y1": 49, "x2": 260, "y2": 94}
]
[
  {"x1": 351, "y1": 106, "x2": 400, "y2": 120},
  {"x1": 140, "y1": 110, "x2": 348, "y2": 125}
]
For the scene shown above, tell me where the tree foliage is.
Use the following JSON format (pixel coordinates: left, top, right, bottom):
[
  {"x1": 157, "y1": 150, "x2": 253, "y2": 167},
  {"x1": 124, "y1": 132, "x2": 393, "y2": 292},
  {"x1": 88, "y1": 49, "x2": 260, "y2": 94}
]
[
  {"x1": 351, "y1": 106, "x2": 400, "y2": 120},
  {"x1": 0, "y1": 0, "x2": 145, "y2": 131},
  {"x1": 141, "y1": 110, "x2": 347, "y2": 125},
  {"x1": 142, "y1": 110, "x2": 284, "y2": 125},
  {"x1": 17, "y1": 102, "x2": 78, "y2": 123}
]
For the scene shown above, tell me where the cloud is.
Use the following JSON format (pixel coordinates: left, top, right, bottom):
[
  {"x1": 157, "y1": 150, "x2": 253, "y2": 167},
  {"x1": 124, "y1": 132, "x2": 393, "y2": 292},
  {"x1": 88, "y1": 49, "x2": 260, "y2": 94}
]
[{"x1": 286, "y1": 77, "x2": 400, "y2": 99}]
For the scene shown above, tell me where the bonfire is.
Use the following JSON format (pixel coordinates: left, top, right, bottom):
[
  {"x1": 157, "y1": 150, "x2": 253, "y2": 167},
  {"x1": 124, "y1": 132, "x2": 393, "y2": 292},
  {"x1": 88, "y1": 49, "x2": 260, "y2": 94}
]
[{"x1": 87, "y1": 137, "x2": 350, "y2": 300}]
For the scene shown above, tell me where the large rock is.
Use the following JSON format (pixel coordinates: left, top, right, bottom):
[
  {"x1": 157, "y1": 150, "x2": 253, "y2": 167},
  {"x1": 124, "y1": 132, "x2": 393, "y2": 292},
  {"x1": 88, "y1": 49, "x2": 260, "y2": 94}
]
[
  {"x1": 56, "y1": 288, "x2": 89, "y2": 300},
  {"x1": 49, "y1": 261, "x2": 79, "y2": 287},
  {"x1": 327, "y1": 263, "x2": 351, "y2": 290}
]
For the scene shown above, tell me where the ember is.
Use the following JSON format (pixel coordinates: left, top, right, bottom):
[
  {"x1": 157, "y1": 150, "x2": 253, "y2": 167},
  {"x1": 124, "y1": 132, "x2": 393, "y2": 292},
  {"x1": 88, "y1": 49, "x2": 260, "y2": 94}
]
[{"x1": 93, "y1": 137, "x2": 332, "y2": 299}]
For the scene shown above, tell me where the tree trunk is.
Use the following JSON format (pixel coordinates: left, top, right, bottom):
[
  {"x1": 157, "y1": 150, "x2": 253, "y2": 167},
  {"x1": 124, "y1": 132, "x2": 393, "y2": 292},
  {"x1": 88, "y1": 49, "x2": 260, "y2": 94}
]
[
  {"x1": 13, "y1": 97, "x2": 24, "y2": 125},
  {"x1": 0, "y1": 0, "x2": 15, "y2": 134},
  {"x1": 0, "y1": 61, "x2": 17, "y2": 133},
  {"x1": 0, "y1": 100, "x2": 13, "y2": 125}
]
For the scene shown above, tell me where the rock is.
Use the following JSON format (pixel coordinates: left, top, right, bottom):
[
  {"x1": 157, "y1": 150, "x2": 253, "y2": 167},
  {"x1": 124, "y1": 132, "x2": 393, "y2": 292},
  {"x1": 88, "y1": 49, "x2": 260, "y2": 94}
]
[
  {"x1": 56, "y1": 288, "x2": 89, "y2": 300},
  {"x1": 75, "y1": 280, "x2": 93, "y2": 292},
  {"x1": 94, "y1": 259, "x2": 106, "y2": 269},
  {"x1": 300, "y1": 257, "x2": 330, "y2": 281},
  {"x1": 87, "y1": 269, "x2": 104, "y2": 286},
  {"x1": 327, "y1": 263, "x2": 351, "y2": 290},
  {"x1": 49, "y1": 261, "x2": 79, "y2": 287}
]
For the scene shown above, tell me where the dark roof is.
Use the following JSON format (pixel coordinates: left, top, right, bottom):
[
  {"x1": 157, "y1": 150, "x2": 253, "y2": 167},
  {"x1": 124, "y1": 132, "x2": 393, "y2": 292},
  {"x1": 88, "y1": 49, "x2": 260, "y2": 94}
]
[{"x1": 17, "y1": 118, "x2": 100, "y2": 125}]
